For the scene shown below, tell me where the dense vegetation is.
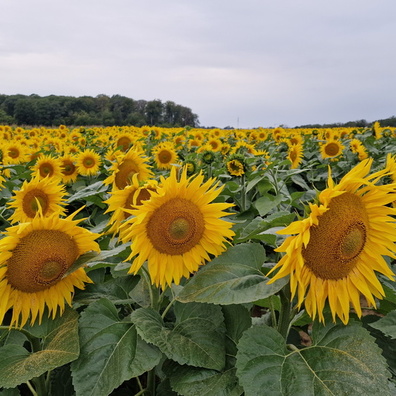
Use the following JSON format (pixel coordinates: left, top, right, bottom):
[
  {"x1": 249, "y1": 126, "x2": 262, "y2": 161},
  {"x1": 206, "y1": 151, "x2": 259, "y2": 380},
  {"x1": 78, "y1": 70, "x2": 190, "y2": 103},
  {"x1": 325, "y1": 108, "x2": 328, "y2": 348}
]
[{"x1": 0, "y1": 94, "x2": 199, "y2": 127}]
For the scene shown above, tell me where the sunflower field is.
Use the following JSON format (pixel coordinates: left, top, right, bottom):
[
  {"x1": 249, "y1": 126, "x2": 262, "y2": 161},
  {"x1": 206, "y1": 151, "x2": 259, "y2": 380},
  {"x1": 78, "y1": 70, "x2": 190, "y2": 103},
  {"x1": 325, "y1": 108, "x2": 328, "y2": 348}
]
[{"x1": 0, "y1": 122, "x2": 396, "y2": 396}]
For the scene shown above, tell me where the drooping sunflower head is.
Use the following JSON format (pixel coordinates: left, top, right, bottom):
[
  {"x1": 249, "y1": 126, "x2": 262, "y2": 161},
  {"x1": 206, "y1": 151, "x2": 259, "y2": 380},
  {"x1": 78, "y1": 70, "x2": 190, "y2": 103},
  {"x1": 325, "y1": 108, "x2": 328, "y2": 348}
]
[
  {"x1": 120, "y1": 166, "x2": 235, "y2": 289},
  {"x1": 0, "y1": 211, "x2": 100, "y2": 328},
  {"x1": 104, "y1": 148, "x2": 153, "y2": 190},
  {"x1": 76, "y1": 148, "x2": 102, "y2": 177},
  {"x1": 287, "y1": 144, "x2": 304, "y2": 169},
  {"x1": 7, "y1": 176, "x2": 67, "y2": 224},
  {"x1": 226, "y1": 153, "x2": 248, "y2": 177},
  {"x1": 268, "y1": 158, "x2": 396, "y2": 324}
]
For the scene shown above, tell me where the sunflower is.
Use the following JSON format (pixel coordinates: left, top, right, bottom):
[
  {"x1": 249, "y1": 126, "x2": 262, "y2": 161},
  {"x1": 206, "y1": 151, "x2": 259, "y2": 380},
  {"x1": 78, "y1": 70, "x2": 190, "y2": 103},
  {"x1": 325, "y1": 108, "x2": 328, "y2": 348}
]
[
  {"x1": 287, "y1": 144, "x2": 304, "y2": 169},
  {"x1": 226, "y1": 154, "x2": 248, "y2": 177},
  {"x1": 76, "y1": 148, "x2": 102, "y2": 177},
  {"x1": 120, "y1": 166, "x2": 235, "y2": 289},
  {"x1": 267, "y1": 159, "x2": 396, "y2": 324},
  {"x1": 31, "y1": 154, "x2": 63, "y2": 180},
  {"x1": 152, "y1": 142, "x2": 178, "y2": 170},
  {"x1": 7, "y1": 176, "x2": 67, "y2": 224},
  {"x1": 59, "y1": 154, "x2": 79, "y2": 184},
  {"x1": 0, "y1": 211, "x2": 100, "y2": 328},
  {"x1": 104, "y1": 176, "x2": 158, "y2": 236},
  {"x1": 104, "y1": 148, "x2": 153, "y2": 190},
  {"x1": 320, "y1": 140, "x2": 344, "y2": 160}
]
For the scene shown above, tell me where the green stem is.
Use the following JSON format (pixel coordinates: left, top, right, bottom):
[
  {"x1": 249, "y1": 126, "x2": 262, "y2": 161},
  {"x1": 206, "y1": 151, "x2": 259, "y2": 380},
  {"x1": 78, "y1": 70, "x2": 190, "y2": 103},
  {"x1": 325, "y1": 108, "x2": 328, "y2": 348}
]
[
  {"x1": 26, "y1": 380, "x2": 38, "y2": 396},
  {"x1": 161, "y1": 297, "x2": 176, "y2": 320},
  {"x1": 269, "y1": 298, "x2": 278, "y2": 328},
  {"x1": 277, "y1": 286, "x2": 292, "y2": 339},
  {"x1": 147, "y1": 369, "x2": 156, "y2": 396},
  {"x1": 240, "y1": 173, "x2": 247, "y2": 212}
]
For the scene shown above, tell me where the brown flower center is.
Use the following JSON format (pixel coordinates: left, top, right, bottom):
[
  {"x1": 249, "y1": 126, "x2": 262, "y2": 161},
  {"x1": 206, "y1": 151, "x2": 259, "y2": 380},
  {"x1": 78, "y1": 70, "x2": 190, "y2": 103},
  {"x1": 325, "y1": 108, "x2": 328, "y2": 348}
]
[
  {"x1": 6, "y1": 230, "x2": 79, "y2": 292},
  {"x1": 302, "y1": 192, "x2": 368, "y2": 280},
  {"x1": 23, "y1": 189, "x2": 50, "y2": 218},
  {"x1": 146, "y1": 198, "x2": 205, "y2": 255}
]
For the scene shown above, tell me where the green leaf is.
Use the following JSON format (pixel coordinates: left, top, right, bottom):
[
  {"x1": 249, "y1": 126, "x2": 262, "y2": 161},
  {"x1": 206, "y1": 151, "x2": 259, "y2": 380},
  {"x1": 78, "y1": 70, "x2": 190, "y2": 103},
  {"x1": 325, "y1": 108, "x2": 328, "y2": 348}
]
[
  {"x1": 73, "y1": 274, "x2": 139, "y2": 305},
  {"x1": 368, "y1": 310, "x2": 396, "y2": 339},
  {"x1": 166, "y1": 362, "x2": 243, "y2": 396},
  {"x1": 0, "y1": 308, "x2": 79, "y2": 389},
  {"x1": 71, "y1": 299, "x2": 161, "y2": 396},
  {"x1": 131, "y1": 302, "x2": 226, "y2": 370},
  {"x1": 254, "y1": 194, "x2": 282, "y2": 216},
  {"x1": 67, "y1": 181, "x2": 108, "y2": 203},
  {"x1": 236, "y1": 321, "x2": 392, "y2": 396},
  {"x1": 177, "y1": 243, "x2": 288, "y2": 305},
  {"x1": 222, "y1": 305, "x2": 252, "y2": 361}
]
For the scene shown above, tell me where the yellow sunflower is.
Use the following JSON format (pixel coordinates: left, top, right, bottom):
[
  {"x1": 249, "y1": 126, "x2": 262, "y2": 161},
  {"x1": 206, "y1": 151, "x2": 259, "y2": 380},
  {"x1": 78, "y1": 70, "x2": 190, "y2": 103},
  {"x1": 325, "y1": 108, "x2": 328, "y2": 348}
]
[
  {"x1": 0, "y1": 211, "x2": 100, "y2": 328},
  {"x1": 7, "y1": 176, "x2": 67, "y2": 224},
  {"x1": 268, "y1": 159, "x2": 396, "y2": 324},
  {"x1": 104, "y1": 176, "x2": 158, "y2": 236},
  {"x1": 120, "y1": 166, "x2": 235, "y2": 289},
  {"x1": 31, "y1": 154, "x2": 63, "y2": 180},
  {"x1": 287, "y1": 144, "x2": 304, "y2": 169},
  {"x1": 104, "y1": 148, "x2": 153, "y2": 190},
  {"x1": 320, "y1": 140, "x2": 345, "y2": 160},
  {"x1": 76, "y1": 148, "x2": 102, "y2": 177},
  {"x1": 152, "y1": 142, "x2": 178, "y2": 170},
  {"x1": 227, "y1": 159, "x2": 245, "y2": 177},
  {"x1": 59, "y1": 154, "x2": 79, "y2": 184}
]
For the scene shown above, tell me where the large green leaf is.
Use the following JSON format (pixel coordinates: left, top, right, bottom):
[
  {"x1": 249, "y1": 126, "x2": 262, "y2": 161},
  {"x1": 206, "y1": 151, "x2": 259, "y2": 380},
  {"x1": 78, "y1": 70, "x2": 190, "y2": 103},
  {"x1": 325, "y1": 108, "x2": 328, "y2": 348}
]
[
  {"x1": 67, "y1": 181, "x2": 108, "y2": 203},
  {"x1": 177, "y1": 243, "x2": 288, "y2": 304},
  {"x1": 165, "y1": 362, "x2": 243, "y2": 396},
  {"x1": 71, "y1": 299, "x2": 161, "y2": 396},
  {"x1": 0, "y1": 308, "x2": 79, "y2": 389},
  {"x1": 368, "y1": 310, "x2": 396, "y2": 339},
  {"x1": 131, "y1": 302, "x2": 226, "y2": 370},
  {"x1": 236, "y1": 321, "x2": 392, "y2": 396}
]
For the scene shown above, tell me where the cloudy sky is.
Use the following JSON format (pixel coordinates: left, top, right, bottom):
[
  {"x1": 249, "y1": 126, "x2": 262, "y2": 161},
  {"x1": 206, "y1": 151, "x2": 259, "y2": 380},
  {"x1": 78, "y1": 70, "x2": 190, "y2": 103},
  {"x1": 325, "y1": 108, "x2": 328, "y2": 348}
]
[{"x1": 1, "y1": 0, "x2": 395, "y2": 128}]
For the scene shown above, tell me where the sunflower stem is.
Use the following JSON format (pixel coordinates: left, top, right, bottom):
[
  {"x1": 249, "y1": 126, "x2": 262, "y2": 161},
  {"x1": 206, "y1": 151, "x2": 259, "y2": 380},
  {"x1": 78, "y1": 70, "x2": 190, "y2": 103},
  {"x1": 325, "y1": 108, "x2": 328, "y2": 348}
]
[
  {"x1": 147, "y1": 368, "x2": 157, "y2": 396},
  {"x1": 26, "y1": 380, "x2": 39, "y2": 396},
  {"x1": 240, "y1": 173, "x2": 247, "y2": 212},
  {"x1": 277, "y1": 286, "x2": 292, "y2": 339}
]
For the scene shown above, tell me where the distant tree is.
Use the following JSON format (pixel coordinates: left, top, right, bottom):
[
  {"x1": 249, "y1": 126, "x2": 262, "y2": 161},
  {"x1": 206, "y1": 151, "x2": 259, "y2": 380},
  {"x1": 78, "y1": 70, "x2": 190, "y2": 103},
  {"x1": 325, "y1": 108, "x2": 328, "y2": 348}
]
[{"x1": 145, "y1": 99, "x2": 163, "y2": 126}]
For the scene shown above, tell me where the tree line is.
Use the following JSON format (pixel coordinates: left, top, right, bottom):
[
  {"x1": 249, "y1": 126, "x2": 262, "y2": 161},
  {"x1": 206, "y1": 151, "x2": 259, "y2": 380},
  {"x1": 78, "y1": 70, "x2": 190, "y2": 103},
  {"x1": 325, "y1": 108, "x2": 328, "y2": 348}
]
[
  {"x1": 295, "y1": 116, "x2": 396, "y2": 129},
  {"x1": 0, "y1": 94, "x2": 200, "y2": 127}
]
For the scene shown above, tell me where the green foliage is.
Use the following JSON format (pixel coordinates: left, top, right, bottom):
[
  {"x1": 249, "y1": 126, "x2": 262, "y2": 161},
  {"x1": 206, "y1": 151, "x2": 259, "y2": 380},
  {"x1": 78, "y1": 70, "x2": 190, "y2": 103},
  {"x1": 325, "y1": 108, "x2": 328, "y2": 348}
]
[
  {"x1": 236, "y1": 320, "x2": 393, "y2": 396},
  {"x1": 0, "y1": 94, "x2": 199, "y2": 127}
]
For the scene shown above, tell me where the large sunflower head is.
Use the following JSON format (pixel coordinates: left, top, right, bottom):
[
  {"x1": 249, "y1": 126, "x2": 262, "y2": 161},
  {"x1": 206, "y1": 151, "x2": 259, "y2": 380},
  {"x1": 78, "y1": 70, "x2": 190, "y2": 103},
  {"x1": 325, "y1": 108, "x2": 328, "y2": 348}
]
[
  {"x1": 0, "y1": 211, "x2": 100, "y2": 328},
  {"x1": 7, "y1": 176, "x2": 67, "y2": 224},
  {"x1": 268, "y1": 159, "x2": 396, "y2": 324},
  {"x1": 119, "y1": 166, "x2": 235, "y2": 289},
  {"x1": 104, "y1": 148, "x2": 153, "y2": 190}
]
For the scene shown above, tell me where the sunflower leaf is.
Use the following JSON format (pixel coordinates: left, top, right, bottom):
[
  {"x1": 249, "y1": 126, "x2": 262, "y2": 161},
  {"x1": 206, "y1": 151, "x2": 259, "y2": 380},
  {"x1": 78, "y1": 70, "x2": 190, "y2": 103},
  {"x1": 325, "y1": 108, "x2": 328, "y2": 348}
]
[
  {"x1": 67, "y1": 181, "x2": 108, "y2": 203},
  {"x1": 71, "y1": 298, "x2": 161, "y2": 396},
  {"x1": 131, "y1": 302, "x2": 226, "y2": 371},
  {"x1": 0, "y1": 307, "x2": 79, "y2": 389},
  {"x1": 368, "y1": 310, "x2": 396, "y2": 339},
  {"x1": 177, "y1": 243, "x2": 288, "y2": 305},
  {"x1": 164, "y1": 360, "x2": 243, "y2": 396},
  {"x1": 236, "y1": 321, "x2": 392, "y2": 396}
]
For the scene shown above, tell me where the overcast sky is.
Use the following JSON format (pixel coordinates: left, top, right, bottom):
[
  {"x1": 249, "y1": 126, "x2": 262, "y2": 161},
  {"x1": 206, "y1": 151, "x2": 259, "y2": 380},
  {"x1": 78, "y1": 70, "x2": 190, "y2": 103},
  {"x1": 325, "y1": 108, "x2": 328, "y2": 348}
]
[{"x1": 1, "y1": 0, "x2": 395, "y2": 128}]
